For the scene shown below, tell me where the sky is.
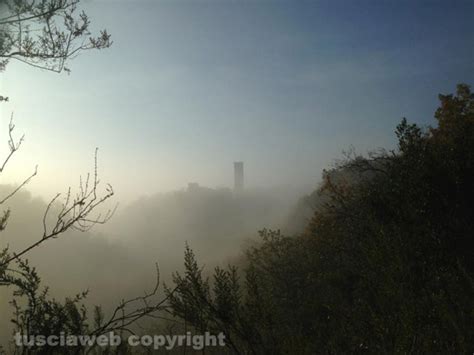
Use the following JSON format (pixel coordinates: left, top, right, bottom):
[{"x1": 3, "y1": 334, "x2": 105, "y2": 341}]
[{"x1": 0, "y1": 0, "x2": 473, "y2": 203}]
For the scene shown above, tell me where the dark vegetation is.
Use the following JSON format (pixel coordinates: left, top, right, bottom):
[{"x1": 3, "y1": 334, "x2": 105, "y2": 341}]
[
  {"x1": 1, "y1": 0, "x2": 473, "y2": 354},
  {"x1": 166, "y1": 84, "x2": 474, "y2": 354},
  {"x1": 3, "y1": 84, "x2": 472, "y2": 355}
]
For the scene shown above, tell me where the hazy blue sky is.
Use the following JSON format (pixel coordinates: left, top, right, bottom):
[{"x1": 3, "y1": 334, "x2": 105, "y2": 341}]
[{"x1": 1, "y1": 0, "x2": 473, "y2": 202}]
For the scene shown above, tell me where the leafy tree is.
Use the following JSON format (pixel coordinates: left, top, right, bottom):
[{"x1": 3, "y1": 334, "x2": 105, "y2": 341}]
[{"x1": 167, "y1": 84, "x2": 474, "y2": 354}]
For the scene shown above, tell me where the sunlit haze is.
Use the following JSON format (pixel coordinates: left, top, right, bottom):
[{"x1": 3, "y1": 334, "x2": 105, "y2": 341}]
[
  {"x1": 1, "y1": 1, "x2": 473, "y2": 352},
  {"x1": 1, "y1": 0, "x2": 471, "y2": 203}
]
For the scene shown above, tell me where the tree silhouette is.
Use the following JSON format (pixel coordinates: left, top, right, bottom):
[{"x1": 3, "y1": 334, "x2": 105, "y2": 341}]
[
  {"x1": 0, "y1": 0, "x2": 111, "y2": 73},
  {"x1": 0, "y1": 2, "x2": 171, "y2": 353},
  {"x1": 167, "y1": 84, "x2": 474, "y2": 354}
]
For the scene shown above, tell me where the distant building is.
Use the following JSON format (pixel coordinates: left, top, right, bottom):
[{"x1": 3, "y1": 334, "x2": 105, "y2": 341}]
[
  {"x1": 188, "y1": 182, "x2": 199, "y2": 191},
  {"x1": 234, "y1": 161, "x2": 244, "y2": 191}
]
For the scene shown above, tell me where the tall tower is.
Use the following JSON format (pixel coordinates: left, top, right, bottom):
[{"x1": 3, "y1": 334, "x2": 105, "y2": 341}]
[{"x1": 234, "y1": 161, "x2": 244, "y2": 192}]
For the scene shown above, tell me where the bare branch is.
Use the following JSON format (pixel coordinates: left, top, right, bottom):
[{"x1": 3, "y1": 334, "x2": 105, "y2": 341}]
[
  {"x1": 0, "y1": 114, "x2": 25, "y2": 174},
  {"x1": 0, "y1": 148, "x2": 117, "y2": 267},
  {"x1": 89, "y1": 263, "x2": 178, "y2": 339},
  {"x1": 0, "y1": 165, "x2": 38, "y2": 205}
]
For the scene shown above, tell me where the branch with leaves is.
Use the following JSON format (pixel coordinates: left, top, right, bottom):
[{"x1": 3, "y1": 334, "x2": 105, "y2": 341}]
[
  {"x1": 4, "y1": 259, "x2": 173, "y2": 355},
  {"x1": 0, "y1": 0, "x2": 112, "y2": 74}
]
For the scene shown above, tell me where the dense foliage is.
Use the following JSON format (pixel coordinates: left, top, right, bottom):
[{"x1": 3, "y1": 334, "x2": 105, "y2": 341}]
[{"x1": 167, "y1": 84, "x2": 474, "y2": 354}]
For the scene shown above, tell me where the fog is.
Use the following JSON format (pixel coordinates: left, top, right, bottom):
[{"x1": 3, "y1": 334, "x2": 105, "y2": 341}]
[
  {"x1": 0, "y1": 177, "x2": 313, "y2": 346},
  {"x1": 1, "y1": 0, "x2": 472, "y2": 352}
]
